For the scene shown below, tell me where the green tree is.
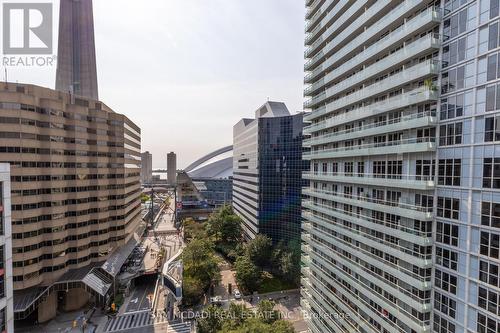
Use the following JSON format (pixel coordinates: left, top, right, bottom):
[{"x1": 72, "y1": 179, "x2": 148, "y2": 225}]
[
  {"x1": 271, "y1": 320, "x2": 295, "y2": 333},
  {"x1": 221, "y1": 303, "x2": 253, "y2": 330},
  {"x1": 206, "y1": 206, "x2": 243, "y2": 255},
  {"x1": 234, "y1": 255, "x2": 261, "y2": 292},
  {"x1": 183, "y1": 218, "x2": 207, "y2": 242},
  {"x1": 182, "y1": 238, "x2": 220, "y2": 306},
  {"x1": 257, "y1": 300, "x2": 280, "y2": 324},
  {"x1": 197, "y1": 305, "x2": 225, "y2": 333},
  {"x1": 182, "y1": 239, "x2": 220, "y2": 286},
  {"x1": 182, "y1": 275, "x2": 204, "y2": 306},
  {"x1": 246, "y1": 235, "x2": 272, "y2": 268}
]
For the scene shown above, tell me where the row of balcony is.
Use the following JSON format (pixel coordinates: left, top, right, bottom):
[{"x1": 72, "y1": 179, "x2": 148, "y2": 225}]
[
  {"x1": 305, "y1": 0, "x2": 395, "y2": 59},
  {"x1": 305, "y1": 239, "x2": 433, "y2": 311},
  {"x1": 303, "y1": 111, "x2": 436, "y2": 145},
  {"x1": 303, "y1": 137, "x2": 436, "y2": 160},
  {"x1": 302, "y1": 203, "x2": 432, "y2": 246},
  {"x1": 302, "y1": 208, "x2": 433, "y2": 282},
  {"x1": 303, "y1": 171, "x2": 435, "y2": 191},
  {"x1": 305, "y1": 0, "x2": 324, "y2": 20},
  {"x1": 302, "y1": 188, "x2": 434, "y2": 221},
  {"x1": 304, "y1": 87, "x2": 437, "y2": 130},
  {"x1": 306, "y1": 255, "x2": 432, "y2": 332},
  {"x1": 305, "y1": 0, "x2": 367, "y2": 53},
  {"x1": 305, "y1": 7, "x2": 441, "y2": 83},
  {"x1": 305, "y1": 3, "x2": 440, "y2": 71},
  {"x1": 304, "y1": 33, "x2": 441, "y2": 97},
  {"x1": 304, "y1": 59, "x2": 439, "y2": 110}
]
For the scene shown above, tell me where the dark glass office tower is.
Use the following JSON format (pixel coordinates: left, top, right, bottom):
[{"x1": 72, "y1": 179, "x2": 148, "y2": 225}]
[
  {"x1": 56, "y1": 0, "x2": 99, "y2": 100},
  {"x1": 233, "y1": 102, "x2": 306, "y2": 245}
]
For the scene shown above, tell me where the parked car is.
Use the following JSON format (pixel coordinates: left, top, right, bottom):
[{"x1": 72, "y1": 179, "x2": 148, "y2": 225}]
[
  {"x1": 209, "y1": 296, "x2": 223, "y2": 306},
  {"x1": 234, "y1": 290, "x2": 241, "y2": 300}
]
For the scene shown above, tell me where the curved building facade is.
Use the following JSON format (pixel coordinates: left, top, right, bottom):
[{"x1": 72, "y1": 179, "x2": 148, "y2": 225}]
[{"x1": 0, "y1": 83, "x2": 141, "y2": 319}]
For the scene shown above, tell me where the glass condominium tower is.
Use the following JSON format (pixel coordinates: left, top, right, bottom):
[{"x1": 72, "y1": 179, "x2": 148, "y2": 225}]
[{"x1": 302, "y1": 0, "x2": 500, "y2": 333}]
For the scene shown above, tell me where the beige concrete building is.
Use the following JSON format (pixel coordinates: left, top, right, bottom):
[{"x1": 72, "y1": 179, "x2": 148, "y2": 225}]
[
  {"x1": 167, "y1": 152, "x2": 177, "y2": 185},
  {"x1": 0, "y1": 82, "x2": 142, "y2": 322},
  {"x1": 0, "y1": 164, "x2": 14, "y2": 332},
  {"x1": 141, "y1": 151, "x2": 153, "y2": 184}
]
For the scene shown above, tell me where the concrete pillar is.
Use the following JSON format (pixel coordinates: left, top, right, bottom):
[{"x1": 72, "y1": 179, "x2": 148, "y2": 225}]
[
  {"x1": 37, "y1": 292, "x2": 57, "y2": 323},
  {"x1": 63, "y1": 288, "x2": 89, "y2": 312}
]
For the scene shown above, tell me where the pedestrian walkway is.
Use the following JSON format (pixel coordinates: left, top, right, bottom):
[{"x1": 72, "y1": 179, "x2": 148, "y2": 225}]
[{"x1": 102, "y1": 311, "x2": 191, "y2": 332}]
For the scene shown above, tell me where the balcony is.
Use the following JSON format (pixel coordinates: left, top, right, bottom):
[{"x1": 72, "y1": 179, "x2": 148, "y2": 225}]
[
  {"x1": 303, "y1": 171, "x2": 435, "y2": 191},
  {"x1": 305, "y1": 33, "x2": 441, "y2": 97},
  {"x1": 305, "y1": 0, "x2": 367, "y2": 51},
  {"x1": 303, "y1": 137, "x2": 436, "y2": 159},
  {"x1": 306, "y1": 223, "x2": 432, "y2": 292},
  {"x1": 302, "y1": 204, "x2": 433, "y2": 263},
  {"x1": 304, "y1": 111, "x2": 437, "y2": 144},
  {"x1": 305, "y1": 0, "x2": 392, "y2": 59},
  {"x1": 305, "y1": 0, "x2": 324, "y2": 19},
  {"x1": 305, "y1": 6, "x2": 441, "y2": 78},
  {"x1": 302, "y1": 202, "x2": 433, "y2": 245},
  {"x1": 303, "y1": 188, "x2": 433, "y2": 221},
  {"x1": 306, "y1": 3, "x2": 440, "y2": 71},
  {"x1": 305, "y1": 59, "x2": 439, "y2": 110},
  {"x1": 305, "y1": 87, "x2": 438, "y2": 125}
]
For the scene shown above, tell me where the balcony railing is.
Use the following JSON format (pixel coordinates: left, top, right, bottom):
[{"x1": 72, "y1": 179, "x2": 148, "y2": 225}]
[
  {"x1": 302, "y1": 205, "x2": 433, "y2": 257},
  {"x1": 305, "y1": 4, "x2": 441, "y2": 70},
  {"x1": 304, "y1": 137, "x2": 436, "y2": 158},
  {"x1": 303, "y1": 188, "x2": 434, "y2": 214},
  {"x1": 305, "y1": 59, "x2": 439, "y2": 109},
  {"x1": 302, "y1": 199, "x2": 432, "y2": 241},
  {"x1": 305, "y1": 86, "x2": 438, "y2": 125},
  {"x1": 304, "y1": 111, "x2": 436, "y2": 144},
  {"x1": 304, "y1": 33, "x2": 441, "y2": 97}
]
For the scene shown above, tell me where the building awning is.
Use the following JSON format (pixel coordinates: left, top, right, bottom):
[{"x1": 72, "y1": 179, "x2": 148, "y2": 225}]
[
  {"x1": 13, "y1": 287, "x2": 47, "y2": 313},
  {"x1": 82, "y1": 270, "x2": 112, "y2": 297},
  {"x1": 101, "y1": 231, "x2": 142, "y2": 277}
]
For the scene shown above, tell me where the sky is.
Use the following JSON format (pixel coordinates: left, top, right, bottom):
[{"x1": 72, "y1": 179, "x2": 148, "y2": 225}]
[{"x1": 4, "y1": 0, "x2": 306, "y2": 168}]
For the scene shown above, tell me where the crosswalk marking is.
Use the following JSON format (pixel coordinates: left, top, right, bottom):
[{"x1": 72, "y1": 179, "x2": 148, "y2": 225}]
[{"x1": 104, "y1": 311, "x2": 191, "y2": 332}]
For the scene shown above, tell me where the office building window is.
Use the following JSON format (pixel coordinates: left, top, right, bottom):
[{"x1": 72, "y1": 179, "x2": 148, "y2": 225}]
[
  {"x1": 438, "y1": 159, "x2": 461, "y2": 186},
  {"x1": 478, "y1": 286, "x2": 500, "y2": 316},
  {"x1": 436, "y1": 246, "x2": 458, "y2": 271},
  {"x1": 434, "y1": 313, "x2": 456, "y2": 333},
  {"x1": 480, "y1": 231, "x2": 500, "y2": 259},
  {"x1": 437, "y1": 222, "x2": 459, "y2": 246},
  {"x1": 416, "y1": 159, "x2": 435, "y2": 180},
  {"x1": 481, "y1": 201, "x2": 500, "y2": 228},
  {"x1": 485, "y1": 116, "x2": 500, "y2": 142},
  {"x1": 483, "y1": 158, "x2": 500, "y2": 188},
  {"x1": 344, "y1": 162, "x2": 353, "y2": 176},
  {"x1": 442, "y1": 33, "x2": 475, "y2": 68},
  {"x1": 479, "y1": 260, "x2": 499, "y2": 288},
  {"x1": 435, "y1": 269, "x2": 458, "y2": 294},
  {"x1": 440, "y1": 92, "x2": 472, "y2": 120},
  {"x1": 437, "y1": 197, "x2": 460, "y2": 220},
  {"x1": 477, "y1": 312, "x2": 499, "y2": 333},
  {"x1": 439, "y1": 122, "x2": 463, "y2": 146},
  {"x1": 357, "y1": 162, "x2": 364, "y2": 177},
  {"x1": 434, "y1": 291, "x2": 457, "y2": 318}
]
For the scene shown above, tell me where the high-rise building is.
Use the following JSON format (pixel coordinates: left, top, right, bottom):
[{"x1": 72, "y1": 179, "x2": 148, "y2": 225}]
[
  {"x1": 141, "y1": 151, "x2": 153, "y2": 184},
  {"x1": 0, "y1": 83, "x2": 141, "y2": 322},
  {"x1": 0, "y1": 164, "x2": 14, "y2": 332},
  {"x1": 167, "y1": 152, "x2": 177, "y2": 185},
  {"x1": 233, "y1": 101, "x2": 306, "y2": 244},
  {"x1": 301, "y1": 1, "x2": 440, "y2": 332},
  {"x1": 56, "y1": 0, "x2": 99, "y2": 100},
  {"x1": 435, "y1": 2, "x2": 500, "y2": 333}
]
